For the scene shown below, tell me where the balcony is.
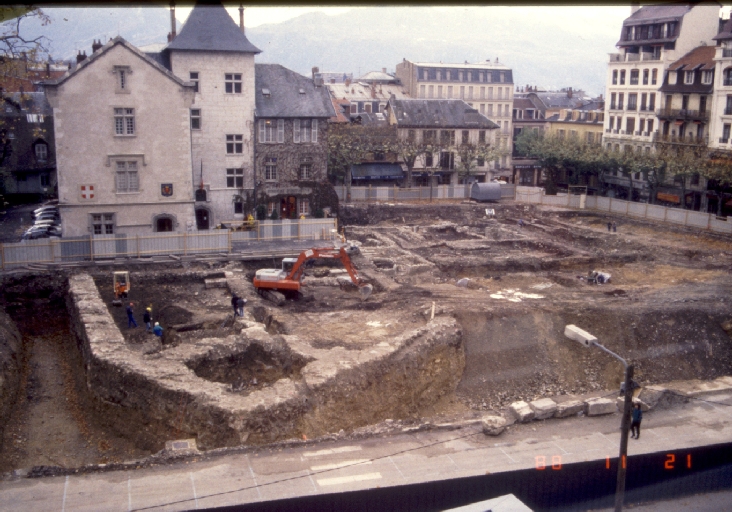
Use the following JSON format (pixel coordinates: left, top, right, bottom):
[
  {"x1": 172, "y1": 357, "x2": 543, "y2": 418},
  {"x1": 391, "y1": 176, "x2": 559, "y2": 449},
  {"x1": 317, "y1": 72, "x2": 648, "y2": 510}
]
[
  {"x1": 656, "y1": 108, "x2": 709, "y2": 121},
  {"x1": 724, "y1": 79, "x2": 732, "y2": 87},
  {"x1": 654, "y1": 133, "x2": 708, "y2": 145}
]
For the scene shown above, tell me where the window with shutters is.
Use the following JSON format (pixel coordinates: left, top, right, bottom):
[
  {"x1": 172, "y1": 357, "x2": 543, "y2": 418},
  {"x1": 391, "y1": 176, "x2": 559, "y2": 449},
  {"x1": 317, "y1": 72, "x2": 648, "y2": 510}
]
[
  {"x1": 259, "y1": 119, "x2": 284, "y2": 143},
  {"x1": 115, "y1": 161, "x2": 139, "y2": 193},
  {"x1": 294, "y1": 119, "x2": 318, "y2": 143}
]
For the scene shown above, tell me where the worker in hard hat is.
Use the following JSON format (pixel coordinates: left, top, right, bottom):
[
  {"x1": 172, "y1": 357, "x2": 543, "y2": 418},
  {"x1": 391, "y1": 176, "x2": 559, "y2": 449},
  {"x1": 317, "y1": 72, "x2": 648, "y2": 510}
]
[
  {"x1": 153, "y1": 322, "x2": 163, "y2": 337},
  {"x1": 143, "y1": 307, "x2": 152, "y2": 332}
]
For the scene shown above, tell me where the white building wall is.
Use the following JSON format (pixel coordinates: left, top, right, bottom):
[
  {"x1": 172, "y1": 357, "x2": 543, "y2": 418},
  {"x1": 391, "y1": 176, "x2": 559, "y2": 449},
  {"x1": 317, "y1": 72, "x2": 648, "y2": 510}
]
[
  {"x1": 709, "y1": 45, "x2": 732, "y2": 149},
  {"x1": 47, "y1": 44, "x2": 196, "y2": 237},
  {"x1": 170, "y1": 50, "x2": 256, "y2": 227}
]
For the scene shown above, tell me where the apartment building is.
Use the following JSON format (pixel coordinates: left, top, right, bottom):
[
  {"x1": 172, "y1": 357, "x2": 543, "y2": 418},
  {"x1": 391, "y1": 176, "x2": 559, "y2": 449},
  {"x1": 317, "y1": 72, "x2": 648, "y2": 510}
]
[
  {"x1": 395, "y1": 59, "x2": 514, "y2": 178},
  {"x1": 604, "y1": 3, "x2": 720, "y2": 153}
]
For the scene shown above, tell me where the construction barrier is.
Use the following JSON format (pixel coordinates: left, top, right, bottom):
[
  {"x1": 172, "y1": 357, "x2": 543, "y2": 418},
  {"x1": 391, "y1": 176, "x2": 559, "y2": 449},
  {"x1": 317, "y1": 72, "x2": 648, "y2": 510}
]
[
  {"x1": 515, "y1": 186, "x2": 732, "y2": 236},
  {"x1": 336, "y1": 184, "x2": 516, "y2": 203},
  {"x1": 0, "y1": 218, "x2": 337, "y2": 270}
]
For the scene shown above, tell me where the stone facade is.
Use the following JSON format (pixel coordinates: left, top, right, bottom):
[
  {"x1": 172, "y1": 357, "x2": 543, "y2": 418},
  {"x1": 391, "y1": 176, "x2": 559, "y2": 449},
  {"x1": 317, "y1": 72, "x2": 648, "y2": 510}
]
[
  {"x1": 169, "y1": 50, "x2": 256, "y2": 229},
  {"x1": 255, "y1": 119, "x2": 329, "y2": 219},
  {"x1": 44, "y1": 39, "x2": 196, "y2": 237}
]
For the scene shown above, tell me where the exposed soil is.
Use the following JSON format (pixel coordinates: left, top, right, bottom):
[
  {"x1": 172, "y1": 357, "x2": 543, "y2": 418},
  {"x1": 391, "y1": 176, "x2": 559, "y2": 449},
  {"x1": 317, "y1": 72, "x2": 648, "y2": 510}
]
[
  {"x1": 1, "y1": 201, "x2": 731, "y2": 473},
  {"x1": 0, "y1": 300, "x2": 149, "y2": 474}
]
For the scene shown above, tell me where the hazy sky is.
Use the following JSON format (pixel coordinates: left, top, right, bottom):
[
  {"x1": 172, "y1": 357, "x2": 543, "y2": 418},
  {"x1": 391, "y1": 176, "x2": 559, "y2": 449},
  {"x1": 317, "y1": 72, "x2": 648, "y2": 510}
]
[{"x1": 174, "y1": 5, "x2": 354, "y2": 28}]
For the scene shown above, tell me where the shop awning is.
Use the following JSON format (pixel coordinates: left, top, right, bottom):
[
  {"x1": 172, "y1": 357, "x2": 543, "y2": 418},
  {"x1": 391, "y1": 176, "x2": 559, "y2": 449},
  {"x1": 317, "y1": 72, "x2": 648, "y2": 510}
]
[{"x1": 351, "y1": 163, "x2": 404, "y2": 180}]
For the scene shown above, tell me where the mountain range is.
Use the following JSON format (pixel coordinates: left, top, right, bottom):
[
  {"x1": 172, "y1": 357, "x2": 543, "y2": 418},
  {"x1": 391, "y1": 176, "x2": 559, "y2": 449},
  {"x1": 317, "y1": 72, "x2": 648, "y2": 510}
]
[{"x1": 16, "y1": 6, "x2": 631, "y2": 96}]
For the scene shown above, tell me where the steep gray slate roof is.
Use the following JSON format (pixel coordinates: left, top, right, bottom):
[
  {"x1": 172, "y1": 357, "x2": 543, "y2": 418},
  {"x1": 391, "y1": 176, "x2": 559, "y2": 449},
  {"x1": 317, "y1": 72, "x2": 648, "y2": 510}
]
[
  {"x1": 389, "y1": 99, "x2": 499, "y2": 129},
  {"x1": 167, "y1": 3, "x2": 261, "y2": 53},
  {"x1": 255, "y1": 64, "x2": 336, "y2": 118},
  {"x1": 2, "y1": 92, "x2": 53, "y2": 116},
  {"x1": 622, "y1": 4, "x2": 690, "y2": 26}
]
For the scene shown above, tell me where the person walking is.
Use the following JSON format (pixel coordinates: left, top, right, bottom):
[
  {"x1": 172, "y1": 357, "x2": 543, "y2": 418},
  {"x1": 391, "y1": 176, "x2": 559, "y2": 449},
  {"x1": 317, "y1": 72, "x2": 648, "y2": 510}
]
[
  {"x1": 126, "y1": 302, "x2": 138, "y2": 328},
  {"x1": 518, "y1": 218, "x2": 525, "y2": 229},
  {"x1": 153, "y1": 322, "x2": 163, "y2": 337},
  {"x1": 236, "y1": 296, "x2": 247, "y2": 318},
  {"x1": 231, "y1": 294, "x2": 240, "y2": 316},
  {"x1": 631, "y1": 403, "x2": 643, "y2": 439},
  {"x1": 607, "y1": 221, "x2": 612, "y2": 232},
  {"x1": 143, "y1": 307, "x2": 152, "y2": 332},
  {"x1": 612, "y1": 221, "x2": 617, "y2": 233}
]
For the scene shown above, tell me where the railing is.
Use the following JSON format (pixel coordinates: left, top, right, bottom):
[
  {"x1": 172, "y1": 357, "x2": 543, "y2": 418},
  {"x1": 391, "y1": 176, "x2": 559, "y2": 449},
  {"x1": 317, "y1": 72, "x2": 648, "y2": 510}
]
[
  {"x1": 0, "y1": 219, "x2": 338, "y2": 270},
  {"x1": 723, "y1": 49, "x2": 732, "y2": 58},
  {"x1": 514, "y1": 186, "x2": 731, "y2": 235},
  {"x1": 641, "y1": 52, "x2": 660, "y2": 61},
  {"x1": 719, "y1": 138, "x2": 729, "y2": 144},
  {"x1": 626, "y1": 53, "x2": 640, "y2": 62},
  {"x1": 653, "y1": 133, "x2": 707, "y2": 144},
  {"x1": 724, "y1": 79, "x2": 732, "y2": 86},
  {"x1": 656, "y1": 109, "x2": 709, "y2": 120},
  {"x1": 724, "y1": 107, "x2": 732, "y2": 115}
]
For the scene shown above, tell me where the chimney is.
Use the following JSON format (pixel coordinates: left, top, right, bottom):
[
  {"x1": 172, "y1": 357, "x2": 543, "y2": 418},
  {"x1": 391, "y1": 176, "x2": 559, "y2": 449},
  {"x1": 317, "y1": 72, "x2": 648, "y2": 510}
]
[
  {"x1": 170, "y1": 1, "x2": 176, "y2": 41},
  {"x1": 567, "y1": 87, "x2": 573, "y2": 99},
  {"x1": 371, "y1": 83, "x2": 376, "y2": 98},
  {"x1": 382, "y1": 67, "x2": 386, "y2": 73},
  {"x1": 345, "y1": 78, "x2": 351, "y2": 87},
  {"x1": 92, "y1": 39, "x2": 102, "y2": 53},
  {"x1": 76, "y1": 50, "x2": 87, "y2": 64},
  {"x1": 239, "y1": 4, "x2": 245, "y2": 34},
  {"x1": 167, "y1": 32, "x2": 172, "y2": 43},
  {"x1": 312, "y1": 66, "x2": 319, "y2": 79}
]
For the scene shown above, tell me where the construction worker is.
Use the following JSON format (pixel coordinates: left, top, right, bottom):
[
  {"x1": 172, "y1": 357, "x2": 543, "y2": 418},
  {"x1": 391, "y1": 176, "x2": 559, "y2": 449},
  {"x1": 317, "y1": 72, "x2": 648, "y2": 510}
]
[
  {"x1": 231, "y1": 294, "x2": 240, "y2": 316},
  {"x1": 126, "y1": 302, "x2": 138, "y2": 328},
  {"x1": 247, "y1": 213, "x2": 255, "y2": 229},
  {"x1": 153, "y1": 322, "x2": 163, "y2": 337},
  {"x1": 143, "y1": 307, "x2": 152, "y2": 332},
  {"x1": 236, "y1": 297, "x2": 247, "y2": 317}
]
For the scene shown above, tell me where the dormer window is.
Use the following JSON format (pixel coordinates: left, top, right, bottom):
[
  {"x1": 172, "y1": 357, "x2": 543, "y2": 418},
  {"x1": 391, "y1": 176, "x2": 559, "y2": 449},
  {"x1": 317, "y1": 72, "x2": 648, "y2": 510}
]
[
  {"x1": 702, "y1": 70, "x2": 713, "y2": 85},
  {"x1": 113, "y1": 66, "x2": 131, "y2": 93},
  {"x1": 684, "y1": 71, "x2": 694, "y2": 85},
  {"x1": 262, "y1": 88, "x2": 271, "y2": 97},
  {"x1": 298, "y1": 88, "x2": 305, "y2": 94}
]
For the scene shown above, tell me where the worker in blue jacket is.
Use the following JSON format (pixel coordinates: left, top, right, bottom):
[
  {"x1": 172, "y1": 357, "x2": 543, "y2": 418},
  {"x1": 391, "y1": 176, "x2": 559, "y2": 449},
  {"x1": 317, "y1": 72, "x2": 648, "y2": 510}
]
[{"x1": 631, "y1": 403, "x2": 643, "y2": 439}]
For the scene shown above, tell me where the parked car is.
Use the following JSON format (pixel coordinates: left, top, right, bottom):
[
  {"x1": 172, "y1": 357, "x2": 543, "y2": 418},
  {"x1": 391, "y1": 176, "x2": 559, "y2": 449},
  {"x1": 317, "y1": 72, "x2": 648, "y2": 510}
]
[
  {"x1": 35, "y1": 210, "x2": 60, "y2": 221},
  {"x1": 32, "y1": 205, "x2": 59, "y2": 219},
  {"x1": 32, "y1": 220, "x2": 60, "y2": 228},
  {"x1": 22, "y1": 226, "x2": 52, "y2": 240}
]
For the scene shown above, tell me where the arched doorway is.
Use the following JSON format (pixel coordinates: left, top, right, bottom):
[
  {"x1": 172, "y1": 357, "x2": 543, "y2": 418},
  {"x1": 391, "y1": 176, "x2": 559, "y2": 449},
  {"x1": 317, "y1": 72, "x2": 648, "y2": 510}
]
[
  {"x1": 195, "y1": 208, "x2": 210, "y2": 230},
  {"x1": 156, "y1": 217, "x2": 173, "y2": 232},
  {"x1": 280, "y1": 196, "x2": 297, "y2": 219}
]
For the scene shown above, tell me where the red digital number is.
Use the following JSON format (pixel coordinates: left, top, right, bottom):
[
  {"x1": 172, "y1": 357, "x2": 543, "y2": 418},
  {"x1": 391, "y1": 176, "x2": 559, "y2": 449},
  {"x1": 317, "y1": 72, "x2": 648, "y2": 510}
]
[
  {"x1": 665, "y1": 454, "x2": 675, "y2": 470},
  {"x1": 535, "y1": 456, "x2": 546, "y2": 470},
  {"x1": 687, "y1": 454, "x2": 692, "y2": 469},
  {"x1": 606, "y1": 456, "x2": 611, "y2": 470},
  {"x1": 552, "y1": 455, "x2": 562, "y2": 470}
]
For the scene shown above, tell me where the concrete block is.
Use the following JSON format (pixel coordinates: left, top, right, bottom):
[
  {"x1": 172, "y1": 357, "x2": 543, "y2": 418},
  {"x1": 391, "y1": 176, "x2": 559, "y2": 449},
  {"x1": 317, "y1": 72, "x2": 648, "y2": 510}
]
[
  {"x1": 204, "y1": 278, "x2": 228, "y2": 289},
  {"x1": 509, "y1": 401, "x2": 535, "y2": 423},
  {"x1": 584, "y1": 397, "x2": 617, "y2": 416},
  {"x1": 481, "y1": 415, "x2": 507, "y2": 436},
  {"x1": 616, "y1": 397, "x2": 651, "y2": 412},
  {"x1": 529, "y1": 398, "x2": 557, "y2": 420},
  {"x1": 554, "y1": 400, "x2": 584, "y2": 418}
]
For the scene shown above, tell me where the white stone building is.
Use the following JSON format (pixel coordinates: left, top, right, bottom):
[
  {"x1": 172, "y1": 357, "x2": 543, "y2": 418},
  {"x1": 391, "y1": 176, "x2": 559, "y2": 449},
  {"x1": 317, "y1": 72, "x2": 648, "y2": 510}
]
[
  {"x1": 602, "y1": 3, "x2": 720, "y2": 201},
  {"x1": 44, "y1": 37, "x2": 196, "y2": 237},
  {"x1": 163, "y1": 4, "x2": 261, "y2": 230},
  {"x1": 395, "y1": 59, "x2": 514, "y2": 180}
]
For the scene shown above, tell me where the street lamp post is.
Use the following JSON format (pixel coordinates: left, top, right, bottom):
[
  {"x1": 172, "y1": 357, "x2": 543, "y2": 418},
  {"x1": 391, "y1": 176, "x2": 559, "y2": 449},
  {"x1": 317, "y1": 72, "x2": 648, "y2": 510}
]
[{"x1": 564, "y1": 325, "x2": 634, "y2": 512}]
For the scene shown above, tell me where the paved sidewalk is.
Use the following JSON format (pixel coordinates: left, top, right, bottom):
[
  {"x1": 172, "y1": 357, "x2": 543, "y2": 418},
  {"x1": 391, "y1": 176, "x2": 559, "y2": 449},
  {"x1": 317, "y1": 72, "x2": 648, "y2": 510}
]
[{"x1": 1, "y1": 392, "x2": 731, "y2": 511}]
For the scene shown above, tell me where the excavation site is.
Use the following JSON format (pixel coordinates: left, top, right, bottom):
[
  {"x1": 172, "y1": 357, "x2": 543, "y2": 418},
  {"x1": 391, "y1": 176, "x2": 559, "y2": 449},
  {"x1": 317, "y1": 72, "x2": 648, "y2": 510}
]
[{"x1": 1, "y1": 202, "x2": 731, "y2": 475}]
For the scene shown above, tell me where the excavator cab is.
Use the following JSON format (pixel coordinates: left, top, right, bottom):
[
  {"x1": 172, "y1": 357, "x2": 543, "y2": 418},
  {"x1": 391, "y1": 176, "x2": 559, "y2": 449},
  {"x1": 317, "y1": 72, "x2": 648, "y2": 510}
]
[
  {"x1": 282, "y1": 258, "x2": 298, "y2": 274},
  {"x1": 112, "y1": 271, "x2": 130, "y2": 306}
]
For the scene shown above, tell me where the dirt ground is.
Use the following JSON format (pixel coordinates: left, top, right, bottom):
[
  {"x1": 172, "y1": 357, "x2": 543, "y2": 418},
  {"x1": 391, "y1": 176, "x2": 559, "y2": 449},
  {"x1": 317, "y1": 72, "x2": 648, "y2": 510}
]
[{"x1": 1, "y1": 201, "x2": 732, "y2": 472}]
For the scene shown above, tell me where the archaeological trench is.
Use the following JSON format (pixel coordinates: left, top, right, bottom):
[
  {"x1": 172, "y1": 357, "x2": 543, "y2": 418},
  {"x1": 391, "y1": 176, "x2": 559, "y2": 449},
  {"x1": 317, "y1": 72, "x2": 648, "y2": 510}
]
[{"x1": 1, "y1": 202, "x2": 731, "y2": 472}]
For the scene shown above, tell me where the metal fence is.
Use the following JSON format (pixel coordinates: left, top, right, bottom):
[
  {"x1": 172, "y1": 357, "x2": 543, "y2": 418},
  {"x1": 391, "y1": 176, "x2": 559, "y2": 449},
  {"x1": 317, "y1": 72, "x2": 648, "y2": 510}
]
[
  {"x1": 335, "y1": 184, "x2": 516, "y2": 202},
  {"x1": 0, "y1": 218, "x2": 338, "y2": 270},
  {"x1": 515, "y1": 186, "x2": 732, "y2": 235}
]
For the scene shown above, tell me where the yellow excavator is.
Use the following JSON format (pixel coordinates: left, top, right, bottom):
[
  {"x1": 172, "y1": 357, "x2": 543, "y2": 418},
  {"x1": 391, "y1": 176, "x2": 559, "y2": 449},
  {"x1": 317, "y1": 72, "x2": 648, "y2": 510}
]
[{"x1": 112, "y1": 271, "x2": 130, "y2": 306}]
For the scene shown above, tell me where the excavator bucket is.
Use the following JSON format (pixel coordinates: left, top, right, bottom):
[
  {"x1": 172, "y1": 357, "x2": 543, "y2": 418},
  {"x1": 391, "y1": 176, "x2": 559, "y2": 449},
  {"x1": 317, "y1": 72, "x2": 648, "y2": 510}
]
[{"x1": 359, "y1": 284, "x2": 373, "y2": 300}]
